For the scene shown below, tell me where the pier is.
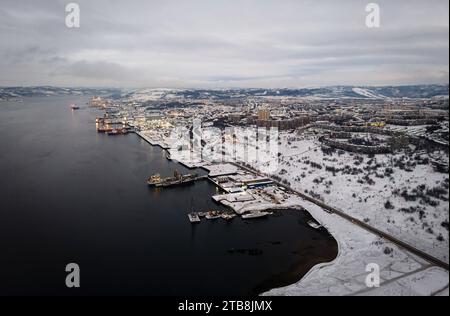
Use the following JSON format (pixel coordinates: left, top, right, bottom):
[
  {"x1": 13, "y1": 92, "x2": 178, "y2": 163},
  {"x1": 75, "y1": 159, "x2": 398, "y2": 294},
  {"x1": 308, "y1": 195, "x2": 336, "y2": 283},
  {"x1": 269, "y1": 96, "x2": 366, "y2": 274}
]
[
  {"x1": 157, "y1": 175, "x2": 208, "y2": 188},
  {"x1": 188, "y1": 210, "x2": 237, "y2": 223},
  {"x1": 135, "y1": 131, "x2": 170, "y2": 149},
  {"x1": 147, "y1": 170, "x2": 208, "y2": 188}
]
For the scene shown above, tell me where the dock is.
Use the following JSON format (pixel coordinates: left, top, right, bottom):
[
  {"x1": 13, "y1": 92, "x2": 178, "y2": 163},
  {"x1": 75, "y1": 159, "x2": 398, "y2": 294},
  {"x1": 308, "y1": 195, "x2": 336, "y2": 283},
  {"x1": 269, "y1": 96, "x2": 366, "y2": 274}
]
[
  {"x1": 188, "y1": 210, "x2": 237, "y2": 224},
  {"x1": 241, "y1": 211, "x2": 272, "y2": 219},
  {"x1": 135, "y1": 131, "x2": 170, "y2": 149},
  {"x1": 188, "y1": 213, "x2": 201, "y2": 223},
  {"x1": 148, "y1": 173, "x2": 208, "y2": 188},
  {"x1": 157, "y1": 175, "x2": 207, "y2": 188}
]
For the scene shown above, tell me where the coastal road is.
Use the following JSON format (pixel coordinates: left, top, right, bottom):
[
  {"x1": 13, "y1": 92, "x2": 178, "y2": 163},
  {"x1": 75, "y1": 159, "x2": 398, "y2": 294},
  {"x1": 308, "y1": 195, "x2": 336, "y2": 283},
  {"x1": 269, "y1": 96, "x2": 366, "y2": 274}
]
[
  {"x1": 143, "y1": 133, "x2": 449, "y2": 271},
  {"x1": 232, "y1": 162, "x2": 450, "y2": 271}
]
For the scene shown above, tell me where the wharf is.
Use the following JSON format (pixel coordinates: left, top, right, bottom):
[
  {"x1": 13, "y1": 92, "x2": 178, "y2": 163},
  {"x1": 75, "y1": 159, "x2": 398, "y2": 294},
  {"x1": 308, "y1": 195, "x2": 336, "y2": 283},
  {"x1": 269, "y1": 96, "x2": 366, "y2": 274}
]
[
  {"x1": 156, "y1": 175, "x2": 208, "y2": 188},
  {"x1": 188, "y1": 210, "x2": 237, "y2": 223},
  {"x1": 135, "y1": 131, "x2": 170, "y2": 149}
]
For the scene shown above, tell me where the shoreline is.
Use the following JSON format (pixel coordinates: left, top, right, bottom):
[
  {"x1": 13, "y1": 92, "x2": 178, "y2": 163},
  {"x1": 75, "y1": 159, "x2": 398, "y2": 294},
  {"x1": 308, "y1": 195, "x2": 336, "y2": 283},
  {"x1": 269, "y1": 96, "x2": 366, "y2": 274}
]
[
  {"x1": 133, "y1": 130, "x2": 340, "y2": 295},
  {"x1": 133, "y1": 129, "x2": 449, "y2": 296},
  {"x1": 250, "y1": 209, "x2": 339, "y2": 295}
]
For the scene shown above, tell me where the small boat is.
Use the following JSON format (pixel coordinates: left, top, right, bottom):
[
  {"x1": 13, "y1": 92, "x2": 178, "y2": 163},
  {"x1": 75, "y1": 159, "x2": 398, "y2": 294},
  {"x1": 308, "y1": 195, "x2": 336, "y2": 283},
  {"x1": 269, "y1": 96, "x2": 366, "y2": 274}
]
[
  {"x1": 307, "y1": 220, "x2": 323, "y2": 229},
  {"x1": 221, "y1": 213, "x2": 237, "y2": 221},
  {"x1": 97, "y1": 127, "x2": 114, "y2": 133},
  {"x1": 205, "y1": 211, "x2": 221, "y2": 220},
  {"x1": 242, "y1": 211, "x2": 272, "y2": 219},
  {"x1": 107, "y1": 128, "x2": 128, "y2": 136},
  {"x1": 107, "y1": 129, "x2": 119, "y2": 135},
  {"x1": 70, "y1": 104, "x2": 80, "y2": 110},
  {"x1": 147, "y1": 174, "x2": 162, "y2": 186},
  {"x1": 188, "y1": 213, "x2": 201, "y2": 223}
]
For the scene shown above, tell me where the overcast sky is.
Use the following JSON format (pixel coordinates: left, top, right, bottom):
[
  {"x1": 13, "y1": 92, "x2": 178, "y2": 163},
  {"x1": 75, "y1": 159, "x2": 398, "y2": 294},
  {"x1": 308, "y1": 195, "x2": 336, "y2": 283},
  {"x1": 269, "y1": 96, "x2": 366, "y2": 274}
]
[{"x1": 0, "y1": 0, "x2": 448, "y2": 88}]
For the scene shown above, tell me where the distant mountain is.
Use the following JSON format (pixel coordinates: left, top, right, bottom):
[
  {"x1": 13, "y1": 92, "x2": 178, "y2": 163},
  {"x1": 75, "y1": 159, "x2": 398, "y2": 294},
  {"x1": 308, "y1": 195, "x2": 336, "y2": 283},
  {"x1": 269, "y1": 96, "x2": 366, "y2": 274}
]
[
  {"x1": 0, "y1": 87, "x2": 121, "y2": 100},
  {"x1": 1, "y1": 84, "x2": 448, "y2": 101},
  {"x1": 124, "y1": 85, "x2": 449, "y2": 101},
  {"x1": 121, "y1": 88, "x2": 184, "y2": 102},
  {"x1": 367, "y1": 85, "x2": 449, "y2": 99}
]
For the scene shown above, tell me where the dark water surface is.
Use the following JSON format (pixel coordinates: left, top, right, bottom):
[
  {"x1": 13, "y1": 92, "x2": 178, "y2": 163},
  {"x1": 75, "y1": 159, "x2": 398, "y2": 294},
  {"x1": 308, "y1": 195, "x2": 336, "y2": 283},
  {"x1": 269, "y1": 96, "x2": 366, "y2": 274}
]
[{"x1": 0, "y1": 96, "x2": 337, "y2": 295}]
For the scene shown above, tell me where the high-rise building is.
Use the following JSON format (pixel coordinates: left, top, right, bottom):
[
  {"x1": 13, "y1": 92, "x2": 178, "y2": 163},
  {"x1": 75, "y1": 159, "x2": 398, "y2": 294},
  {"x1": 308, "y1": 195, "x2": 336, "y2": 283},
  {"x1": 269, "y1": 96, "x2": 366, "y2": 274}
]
[{"x1": 258, "y1": 108, "x2": 270, "y2": 121}]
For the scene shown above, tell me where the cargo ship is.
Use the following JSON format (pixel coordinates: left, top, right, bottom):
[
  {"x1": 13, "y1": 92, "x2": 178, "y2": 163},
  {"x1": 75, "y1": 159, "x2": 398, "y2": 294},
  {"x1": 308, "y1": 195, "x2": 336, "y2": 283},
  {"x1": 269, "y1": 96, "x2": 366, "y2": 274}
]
[
  {"x1": 205, "y1": 210, "x2": 222, "y2": 220},
  {"x1": 147, "y1": 170, "x2": 198, "y2": 188},
  {"x1": 97, "y1": 127, "x2": 114, "y2": 133},
  {"x1": 242, "y1": 211, "x2": 272, "y2": 219},
  {"x1": 107, "y1": 128, "x2": 128, "y2": 136}
]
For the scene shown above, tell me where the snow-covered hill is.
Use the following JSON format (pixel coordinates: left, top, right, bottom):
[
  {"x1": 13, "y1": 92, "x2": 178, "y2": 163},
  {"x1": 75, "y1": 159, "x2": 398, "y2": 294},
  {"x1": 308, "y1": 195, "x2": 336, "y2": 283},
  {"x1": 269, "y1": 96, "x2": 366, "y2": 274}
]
[
  {"x1": 352, "y1": 87, "x2": 387, "y2": 99},
  {"x1": 2, "y1": 84, "x2": 448, "y2": 101}
]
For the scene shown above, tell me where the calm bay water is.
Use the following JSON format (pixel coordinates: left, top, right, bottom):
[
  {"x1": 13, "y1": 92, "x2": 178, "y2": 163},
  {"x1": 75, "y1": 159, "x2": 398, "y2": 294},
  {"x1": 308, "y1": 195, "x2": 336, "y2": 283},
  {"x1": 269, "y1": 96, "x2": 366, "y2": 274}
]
[{"x1": 0, "y1": 96, "x2": 337, "y2": 295}]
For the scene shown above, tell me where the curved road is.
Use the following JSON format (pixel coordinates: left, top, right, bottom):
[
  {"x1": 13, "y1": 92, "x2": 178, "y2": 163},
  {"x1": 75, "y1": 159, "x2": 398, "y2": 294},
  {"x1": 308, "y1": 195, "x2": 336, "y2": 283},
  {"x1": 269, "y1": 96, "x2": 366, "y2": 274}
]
[{"x1": 233, "y1": 162, "x2": 450, "y2": 271}]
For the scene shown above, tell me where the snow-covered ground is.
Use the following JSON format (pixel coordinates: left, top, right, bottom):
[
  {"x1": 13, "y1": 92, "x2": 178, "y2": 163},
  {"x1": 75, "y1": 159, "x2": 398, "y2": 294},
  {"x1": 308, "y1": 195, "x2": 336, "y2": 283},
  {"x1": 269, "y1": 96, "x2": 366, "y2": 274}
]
[
  {"x1": 213, "y1": 186, "x2": 298, "y2": 215},
  {"x1": 138, "y1": 130, "x2": 170, "y2": 149},
  {"x1": 386, "y1": 122, "x2": 449, "y2": 146},
  {"x1": 270, "y1": 131, "x2": 449, "y2": 264},
  {"x1": 212, "y1": 186, "x2": 449, "y2": 296},
  {"x1": 203, "y1": 163, "x2": 238, "y2": 177},
  {"x1": 125, "y1": 88, "x2": 183, "y2": 102},
  {"x1": 352, "y1": 87, "x2": 387, "y2": 99},
  {"x1": 137, "y1": 125, "x2": 449, "y2": 296},
  {"x1": 156, "y1": 125, "x2": 449, "y2": 264},
  {"x1": 262, "y1": 198, "x2": 449, "y2": 296}
]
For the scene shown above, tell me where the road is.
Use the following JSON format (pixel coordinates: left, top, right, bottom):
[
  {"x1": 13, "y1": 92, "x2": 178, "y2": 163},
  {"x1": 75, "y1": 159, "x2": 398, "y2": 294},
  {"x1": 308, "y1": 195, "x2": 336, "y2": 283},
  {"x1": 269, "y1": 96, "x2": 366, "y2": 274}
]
[{"x1": 232, "y1": 162, "x2": 450, "y2": 271}]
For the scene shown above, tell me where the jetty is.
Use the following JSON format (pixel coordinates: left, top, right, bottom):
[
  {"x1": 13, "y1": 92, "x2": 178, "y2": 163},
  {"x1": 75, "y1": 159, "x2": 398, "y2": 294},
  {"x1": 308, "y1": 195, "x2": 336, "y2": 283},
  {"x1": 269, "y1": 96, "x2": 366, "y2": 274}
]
[
  {"x1": 188, "y1": 210, "x2": 237, "y2": 224},
  {"x1": 147, "y1": 170, "x2": 208, "y2": 188}
]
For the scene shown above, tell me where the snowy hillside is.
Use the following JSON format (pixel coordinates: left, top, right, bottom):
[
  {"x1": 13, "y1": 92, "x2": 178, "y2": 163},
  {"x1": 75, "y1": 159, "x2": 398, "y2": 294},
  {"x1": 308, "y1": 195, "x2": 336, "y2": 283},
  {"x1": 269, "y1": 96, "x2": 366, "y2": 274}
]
[{"x1": 352, "y1": 87, "x2": 387, "y2": 99}]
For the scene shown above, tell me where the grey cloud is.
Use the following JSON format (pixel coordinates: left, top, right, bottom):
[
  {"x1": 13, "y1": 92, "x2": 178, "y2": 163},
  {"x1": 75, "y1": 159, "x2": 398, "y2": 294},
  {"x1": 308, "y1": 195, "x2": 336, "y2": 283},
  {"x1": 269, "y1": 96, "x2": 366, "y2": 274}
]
[{"x1": 0, "y1": 0, "x2": 448, "y2": 88}]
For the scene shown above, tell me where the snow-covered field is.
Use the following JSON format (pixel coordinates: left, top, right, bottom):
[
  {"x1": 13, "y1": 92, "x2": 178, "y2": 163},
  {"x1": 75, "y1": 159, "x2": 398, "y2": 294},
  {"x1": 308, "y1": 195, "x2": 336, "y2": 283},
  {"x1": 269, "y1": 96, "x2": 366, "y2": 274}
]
[
  {"x1": 352, "y1": 87, "x2": 387, "y2": 99},
  {"x1": 124, "y1": 88, "x2": 183, "y2": 102},
  {"x1": 203, "y1": 163, "x2": 238, "y2": 177},
  {"x1": 266, "y1": 131, "x2": 449, "y2": 264},
  {"x1": 212, "y1": 185, "x2": 449, "y2": 296},
  {"x1": 137, "y1": 125, "x2": 449, "y2": 295},
  {"x1": 213, "y1": 186, "x2": 299, "y2": 215},
  {"x1": 162, "y1": 125, "x2": 449, "y2": 264},
  {"x1": 262, "y1": 198, "x2": 449, "y2": 296}
]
